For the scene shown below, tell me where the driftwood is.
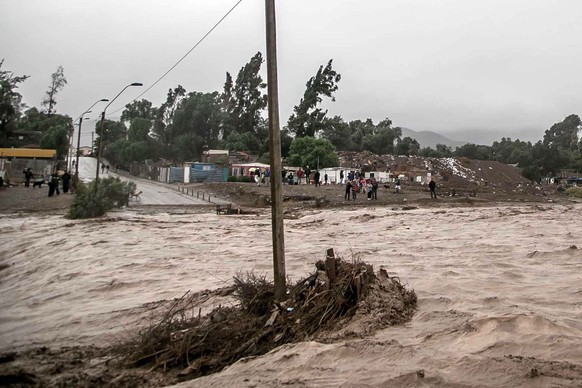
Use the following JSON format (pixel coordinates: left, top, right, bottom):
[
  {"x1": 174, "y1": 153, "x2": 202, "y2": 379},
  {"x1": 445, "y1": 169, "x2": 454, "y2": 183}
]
[{"x1": 115, "y1": 249, "x2": 417, "y2": 380}]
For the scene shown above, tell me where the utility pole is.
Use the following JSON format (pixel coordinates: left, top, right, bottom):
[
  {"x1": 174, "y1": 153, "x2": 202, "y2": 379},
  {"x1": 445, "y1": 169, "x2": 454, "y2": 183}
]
[{"x1": 265, "y1": 0, "x2": 286, "y2": 300}]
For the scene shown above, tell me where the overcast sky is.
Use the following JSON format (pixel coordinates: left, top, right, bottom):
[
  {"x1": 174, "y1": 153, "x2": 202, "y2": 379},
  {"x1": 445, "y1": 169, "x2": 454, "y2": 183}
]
[{"x1": 2, "y1": 0, "x2": 581, "y2": 145}]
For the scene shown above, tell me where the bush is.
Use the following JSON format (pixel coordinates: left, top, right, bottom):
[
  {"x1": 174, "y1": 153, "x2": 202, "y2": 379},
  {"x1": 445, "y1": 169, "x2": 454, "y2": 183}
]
[
  {"x1": 67, "y1": 177, "x2": 136, "y2": 219},
  {"x1": 566, "y1": 187, "x2": 582, "y2": 198},
  {"x1": 227, "y1": 176, "x2": 238, "y2": 182}
]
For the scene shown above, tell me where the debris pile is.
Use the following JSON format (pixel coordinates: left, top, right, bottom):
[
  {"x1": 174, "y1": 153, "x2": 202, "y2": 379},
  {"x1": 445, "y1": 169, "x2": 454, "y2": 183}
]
[{"x1": 116, "y1": 249, "x2": 417, "y2": 380}]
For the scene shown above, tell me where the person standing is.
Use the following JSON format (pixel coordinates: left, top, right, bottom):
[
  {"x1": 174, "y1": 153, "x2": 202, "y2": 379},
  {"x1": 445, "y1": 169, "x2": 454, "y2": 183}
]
[
  {"x1": 48, "y1": 173, "x2": 60, "y2": 197},
  {"x1": 23, "y1": 168, "x2": 33, "y2": 187},
  {"x1": 429, "y1": 178, "x2": 437, "y2": 199},
  {"x1": 324, "y1": 173, "x2": 328, "y2": 185},
  {"x1": 339, "y1": 170, "x2": 344, "y2": 184},
  {"x1": 265, "y1": 169, "x2": 270, "y2": 185},
  {"x1": 314, "y1": 170, "x2": 321, "y2": 187},
  {"x1": 296, "y1": 168, "x2": 303, "y2": 184},
  {"x1": 62, "y1": 171, "x2": 72, "y2": 193},
  {"x1": 344, "y1": 180, "x2": 352, "y2": 200},
  {"x1": 371, "y1": 178, "x2": 378, "y2": 200},
  {"x1": 101, "y1": 163, "x2": 105, "y2": 174},
  {"x1": 395, "y1": 177, "x2": 402, "y2": 193},
  {"x1": 304, "y1": 166, "x2": 311, "y2": 184}
]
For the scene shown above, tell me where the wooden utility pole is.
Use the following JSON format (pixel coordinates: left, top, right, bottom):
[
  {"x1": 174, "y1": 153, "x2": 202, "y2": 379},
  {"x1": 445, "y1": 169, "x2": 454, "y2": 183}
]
[{"x1": 265, "y1": 0, "x2": 286, "y2": 300}]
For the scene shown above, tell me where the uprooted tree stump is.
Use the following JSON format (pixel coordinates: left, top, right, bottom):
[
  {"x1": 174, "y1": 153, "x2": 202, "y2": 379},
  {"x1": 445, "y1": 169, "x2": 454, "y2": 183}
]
[{"x1": 114, "y1": 249, "x2": 417, "y2": 380}]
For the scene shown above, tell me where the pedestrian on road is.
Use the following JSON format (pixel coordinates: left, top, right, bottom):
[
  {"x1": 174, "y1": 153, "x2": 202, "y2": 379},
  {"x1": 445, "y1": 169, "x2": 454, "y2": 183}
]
[{"x1": 314, "y1": 170, "x2": 321, "y2": 187}]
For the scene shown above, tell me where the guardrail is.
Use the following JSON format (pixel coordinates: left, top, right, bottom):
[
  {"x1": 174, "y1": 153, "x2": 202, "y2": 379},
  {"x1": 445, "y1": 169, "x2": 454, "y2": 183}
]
[{"x1": 176, "y1": 185, "x2": 213, "y2": 203}]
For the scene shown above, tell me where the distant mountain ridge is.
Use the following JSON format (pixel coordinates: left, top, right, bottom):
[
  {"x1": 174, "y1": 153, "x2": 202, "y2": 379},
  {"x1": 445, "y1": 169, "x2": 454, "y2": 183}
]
[{"x1": 400, "y1": 127, "x2": 467, "y2": 150}]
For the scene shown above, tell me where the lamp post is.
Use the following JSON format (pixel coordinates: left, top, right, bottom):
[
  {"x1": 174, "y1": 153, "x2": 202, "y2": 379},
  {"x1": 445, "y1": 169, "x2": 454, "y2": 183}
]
[
  {"x1": 95, "y1": 83, "x2": 142, "y2": 182},
  {"x1": 75, "y1": 99, "x2": 109, "y2": 178}
]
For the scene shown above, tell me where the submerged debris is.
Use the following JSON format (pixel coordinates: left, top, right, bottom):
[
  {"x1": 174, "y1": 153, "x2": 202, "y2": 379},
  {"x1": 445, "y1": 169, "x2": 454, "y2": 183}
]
[{"x1": 115, "y1": 249, "x2": 417, "y2": 380}]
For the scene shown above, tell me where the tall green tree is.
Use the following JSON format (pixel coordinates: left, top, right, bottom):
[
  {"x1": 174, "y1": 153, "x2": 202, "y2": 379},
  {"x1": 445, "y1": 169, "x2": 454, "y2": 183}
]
[
  {"x1": 221, "y1": 52, "x2": 267, "y2": 141},
  {"x1": 0, "y1": 60, "x2": 29, "y2": 146},
  {"x1": 94, "y1": 119, "x2": 128, "y2": 154},
  {"x1": 39, "y1": 123, "x2": 69, "y2": 158},
  {"x1": 121, "y1": 99, "x2": 156, "y2": 122},
  {"x1": 395, "y1": 136, "x2": 421, "y2": 156},
  {"x1": 172, "y1": 91, "x2": 223, "y2": 162},
  {"x1": 359, "y1": 118, "x2": 402, "y2": 154},
  {"x1": 288, "y1": 60, "x2": 341, "y2": 138},
  {"x1": 542, "y1": 114, "x2": 581, "y2": 169},
  {"x1": 319, "y1": 116, "x2": 357, "y2": 151},
  {"x1": 42, "y1": 66, "x2": 67, "y2": 117},
  {"x1": 288, "y1": 136, "x2": 339, "y2": 168},
  {"x1": 152, "y1": 85, "x2": 186, "y2": 160}
]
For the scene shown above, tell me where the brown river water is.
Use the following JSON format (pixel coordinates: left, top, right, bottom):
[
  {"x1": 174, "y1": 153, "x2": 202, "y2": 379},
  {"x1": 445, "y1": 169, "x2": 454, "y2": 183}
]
[{"x1": 0, "y1": 203, "x2": 581, "y2": 387}]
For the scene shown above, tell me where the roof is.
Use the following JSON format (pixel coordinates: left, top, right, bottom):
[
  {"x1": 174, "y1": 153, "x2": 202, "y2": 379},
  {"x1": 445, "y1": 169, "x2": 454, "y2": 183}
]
[
  {"x1": 231, "y1": 162, "x2": 271, "y2": 168},
  {"x1": 203, "y1": 149, "x2": 229, "y2": 155},
  {"x1": 0, "y1": 148, "x2": 57, "y2": 159}
]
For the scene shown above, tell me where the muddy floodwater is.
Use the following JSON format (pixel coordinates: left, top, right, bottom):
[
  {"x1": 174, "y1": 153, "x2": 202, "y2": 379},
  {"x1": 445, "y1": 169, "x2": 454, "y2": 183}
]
[{"x1": 1, "y1": 203, "x2": 581, "y2": 387}]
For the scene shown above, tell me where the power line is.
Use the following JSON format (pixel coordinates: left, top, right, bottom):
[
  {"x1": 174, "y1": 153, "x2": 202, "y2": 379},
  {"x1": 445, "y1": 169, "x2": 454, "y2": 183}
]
[{"x1": 108, "y1": 0, "x2": 244, "y2": 117}]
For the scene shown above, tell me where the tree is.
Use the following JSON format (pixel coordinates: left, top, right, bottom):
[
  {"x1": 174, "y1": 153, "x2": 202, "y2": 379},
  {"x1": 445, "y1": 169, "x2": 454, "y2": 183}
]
[
  {"x1": 121, "y1": 99, "x2": 156, "y2": 122},
  {"x1": 94, "y1": 119, "x2": 128, "y2": 155},
  {"x1": 14, "y1": 107, "x2": 73, "y2": 156},
  {"x1": 361, "y1": 118, "x2": 402, "y2": 154},
  {"x1": 39, "y1": 123, "x2": 70, "y2": 159},
  {"x1": 454, "y1": 143, "x2": 490, "y2": 160},
  {"x1": 172, "y1": 91, "x2": 223, "y2": 162},
  {"x1": 288, "y1": 136, "x2": 339, "y2": 168},
  {"x1": 42, "y1": 66, "x2": 67, "y2": 116},
  {"x1": 542, "y1": 114, "x2": 581, "y2": 169},
  {"x1": 152, "y1": 85, "x2": 186, "y2": 161},
  {"x1": 0, "y1": 60, "x2": 29, "y2": 145},
  {"x1": 319, "y1": 116, "x2": 357, "y2": 151},
  {"x1": 287, "y1": 60, "x2": 341, "y2": 138},
  {"x1": 395, "y1": 136, "x2": 421, "y2": 156},
  {"x1": 221, "y1": 52, "x2": 267, "y2": 140}
]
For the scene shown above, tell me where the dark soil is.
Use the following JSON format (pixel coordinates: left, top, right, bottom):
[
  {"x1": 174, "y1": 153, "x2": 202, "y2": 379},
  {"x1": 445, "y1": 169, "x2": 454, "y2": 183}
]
[{"x1": 0, "y1": 185, "x2": 74, "y2": 214}]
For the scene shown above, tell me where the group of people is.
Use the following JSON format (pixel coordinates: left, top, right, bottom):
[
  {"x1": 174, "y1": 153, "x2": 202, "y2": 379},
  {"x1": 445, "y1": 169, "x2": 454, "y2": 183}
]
[
  {"x1": 101, "y1": 164, "x2": 110, "y2": 174},
  {"x1": 23, "y1": 167, "x2": 72, "y2": 197},
  {"x1": 251, "y1": 168, "x2": 270, "y2": 186},
  {"x1": 344, "y1": 177, "x2": 379, "y2": 201},
  {"x1": 283, "y1": 166, "x2": 331, "y2": 186}
]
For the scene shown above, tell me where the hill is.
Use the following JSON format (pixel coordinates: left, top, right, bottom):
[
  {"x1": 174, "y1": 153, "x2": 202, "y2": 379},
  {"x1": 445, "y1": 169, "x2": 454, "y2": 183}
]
[{"x1": 400, "y1": 127, "x2": 467, "y2": 150}]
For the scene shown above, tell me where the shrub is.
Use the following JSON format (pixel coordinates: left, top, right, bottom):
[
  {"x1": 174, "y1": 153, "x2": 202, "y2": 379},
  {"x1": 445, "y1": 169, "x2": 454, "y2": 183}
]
[
  {"x1": 67, "y1": 177, "x2": 136, "y2": 219},
  {"x1": 566, "y1": 187, "x2": 582, "y2": 198},
  {"x1": 227, "y1": 176, "x2": 238, "y2": 182}
]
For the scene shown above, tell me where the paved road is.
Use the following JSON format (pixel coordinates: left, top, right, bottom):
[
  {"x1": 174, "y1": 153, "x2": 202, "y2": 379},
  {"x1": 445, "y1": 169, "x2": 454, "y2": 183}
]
[{"x1": 77, "y1": 157, "x2": 222, "y2": 205}]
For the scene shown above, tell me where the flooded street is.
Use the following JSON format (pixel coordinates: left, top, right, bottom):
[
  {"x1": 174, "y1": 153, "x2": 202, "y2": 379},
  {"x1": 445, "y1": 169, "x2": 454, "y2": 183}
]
[{"x1": 1, "y1": 203, "x2": 581, "y2": 386}]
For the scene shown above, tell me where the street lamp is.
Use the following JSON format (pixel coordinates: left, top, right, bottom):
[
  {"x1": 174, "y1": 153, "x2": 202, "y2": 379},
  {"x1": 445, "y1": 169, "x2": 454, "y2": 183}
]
[
  {"x1": 76, "y1": 99, "x2": 109, "y2": 178},
  {"x1": 95, "y1": 83, "x2": 143, "y2": 182}
]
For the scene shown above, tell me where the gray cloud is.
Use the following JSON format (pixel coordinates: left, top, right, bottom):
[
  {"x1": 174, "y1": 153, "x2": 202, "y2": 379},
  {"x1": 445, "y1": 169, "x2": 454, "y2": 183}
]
[{"x1": 2, "y1": 0, "x2": 580, "y2": 145}]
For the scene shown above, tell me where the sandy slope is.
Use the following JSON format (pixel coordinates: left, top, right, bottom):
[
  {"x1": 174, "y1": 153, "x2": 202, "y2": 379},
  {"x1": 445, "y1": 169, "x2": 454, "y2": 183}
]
[{"x1": 0, "y1": 203, "x2": 581, "y2": 386}]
